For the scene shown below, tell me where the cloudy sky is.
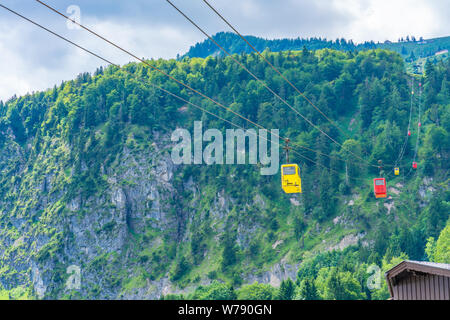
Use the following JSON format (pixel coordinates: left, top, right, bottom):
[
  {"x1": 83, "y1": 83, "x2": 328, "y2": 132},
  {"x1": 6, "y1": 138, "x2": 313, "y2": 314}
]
[{"x1": 0, "y1": 0, "x2": 449, "y2": 101}]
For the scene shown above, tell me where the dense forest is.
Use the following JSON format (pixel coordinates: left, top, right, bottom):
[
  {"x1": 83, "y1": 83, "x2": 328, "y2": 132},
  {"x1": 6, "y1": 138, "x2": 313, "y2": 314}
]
[
  {"x1": 0, "y1": 47, "x2": 449, "y2": 299},
  {"x1": 185, "y1": 32, "x2": 450, "y2": 61},
  {"x1": 185, "y1": 32, "x2": 450, "y2": 74}
]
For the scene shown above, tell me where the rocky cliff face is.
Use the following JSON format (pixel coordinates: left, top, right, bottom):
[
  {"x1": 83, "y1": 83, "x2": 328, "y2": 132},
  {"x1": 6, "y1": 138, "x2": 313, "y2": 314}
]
[
  {"x1": 1, "y1": 117, "x2": 444, "y2": 300},
  {"x1": 0, "y1": 125, "x2": 274, "y2": 299},
  {"x1": 0, "y1": 129, "x2": 184, "y2": 298}
]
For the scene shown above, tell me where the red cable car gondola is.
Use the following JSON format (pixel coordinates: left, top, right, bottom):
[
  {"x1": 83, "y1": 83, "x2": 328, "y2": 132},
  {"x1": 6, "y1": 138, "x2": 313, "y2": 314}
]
[
  {"x1": 373, "y1": 178, "x2": 387, "y2": 198},
  {"x1": 412, "y1": 162, "x2": 417, "y2": 169},
  {"x1": 408, "y1": 130, "x2": 411, "y2": 136}
]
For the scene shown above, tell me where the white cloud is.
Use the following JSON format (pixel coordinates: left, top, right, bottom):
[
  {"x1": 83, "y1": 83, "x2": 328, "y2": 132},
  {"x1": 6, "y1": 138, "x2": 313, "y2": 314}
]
[
  {"x1": 0, "y1": 0, "x2": 448, "y2": 101},
  {"x1": 0, "y1": 15, "x2": 202, "y2": 101},
  {"x1": 77, "y1": 18, "x2": 201, "y2": 61},
  {"x1": 331, "y1": 0, "x2": 448, "y2": 42}
]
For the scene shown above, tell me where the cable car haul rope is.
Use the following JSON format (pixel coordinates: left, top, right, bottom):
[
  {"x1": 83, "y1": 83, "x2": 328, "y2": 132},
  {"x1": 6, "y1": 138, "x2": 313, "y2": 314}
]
[{"x1": 0, "y1": 1, "x2": 423, "y2": 197}]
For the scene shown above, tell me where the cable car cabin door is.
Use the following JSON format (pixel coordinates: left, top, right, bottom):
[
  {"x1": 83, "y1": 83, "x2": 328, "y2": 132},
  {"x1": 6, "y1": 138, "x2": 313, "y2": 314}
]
[
  {"x1": 373, "y1": 178, "x2": 387, "y2": 198},
  {"x1": 281, "y1": 164, "x2": 302, "y2": 194}
]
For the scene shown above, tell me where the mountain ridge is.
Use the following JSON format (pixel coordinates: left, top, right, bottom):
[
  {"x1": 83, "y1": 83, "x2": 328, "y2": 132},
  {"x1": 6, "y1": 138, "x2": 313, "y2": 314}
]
[{"x1": 183, "y1": 32, "x2": 450, "y2": 74}]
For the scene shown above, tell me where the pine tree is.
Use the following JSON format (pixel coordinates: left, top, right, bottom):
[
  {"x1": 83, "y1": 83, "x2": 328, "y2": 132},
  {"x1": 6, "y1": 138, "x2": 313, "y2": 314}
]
[
  {"x1": 277, "y1": 279, "x2": 295, "y2": 300},
  {"x1": 221, "y1": 233, "x2": 237, "y2": 270},
  {"x1": 298, "y1": 279, "x2": 320, "y2": 300}
]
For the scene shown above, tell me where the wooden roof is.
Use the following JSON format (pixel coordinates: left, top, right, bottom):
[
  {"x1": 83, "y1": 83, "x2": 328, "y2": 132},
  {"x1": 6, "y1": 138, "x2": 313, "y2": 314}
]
[{"x1": 385, "y1": 260, "x2": 450, "y2": 298}]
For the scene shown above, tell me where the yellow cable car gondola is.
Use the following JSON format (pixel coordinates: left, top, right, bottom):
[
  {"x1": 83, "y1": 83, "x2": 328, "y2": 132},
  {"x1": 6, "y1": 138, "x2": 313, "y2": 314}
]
[
  {"x1": 281, "y1": 164, "x2": 302, "y2": 194},
  {"x1": 281, "y1": 139, "x2": 302, "y2": 194},
  {"x1": 394, "y1": 167, "x2": 399, "y2": 175}
]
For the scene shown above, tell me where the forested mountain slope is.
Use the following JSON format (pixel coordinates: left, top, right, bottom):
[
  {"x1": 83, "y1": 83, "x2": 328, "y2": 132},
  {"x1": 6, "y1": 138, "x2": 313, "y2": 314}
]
[
  {"x1": 0, "y1": 48, "x2": 448, "y2": 299},
  {"x1": 184, "y1": 32, "x2": 450, "y2": 74},
  {"x1": 185, "y1": 32, "x2": 450, "y2": 60}
]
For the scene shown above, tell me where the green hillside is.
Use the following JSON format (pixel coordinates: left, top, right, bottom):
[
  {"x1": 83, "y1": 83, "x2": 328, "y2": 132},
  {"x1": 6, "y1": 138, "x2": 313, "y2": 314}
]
[{"x1": 0, "y1": 48, "x2": 449, "y2": 300}]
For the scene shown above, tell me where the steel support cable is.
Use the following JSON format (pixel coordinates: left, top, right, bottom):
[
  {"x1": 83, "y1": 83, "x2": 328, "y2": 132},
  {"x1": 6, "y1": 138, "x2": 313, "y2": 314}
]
[
  {"x1": 0, "y1": 5, "x2": 235, "y2": 135},
  {"x1": 412, "y1": 84, "x2": 422, "y2": 162},
  {"x1": 34, "y1": 0, "x2": 277, "y2": 141},
  {"x1": 172, "y1": 0, "x2": 378, "y2": 168},
  {"x1": 35, "y1": 0, "x2": 365, "y2": 168},
  {"x1": 200, "y1": 0, "x2": 384, "y2": 169},
  {"x1": 402, "y1": 86, "x2": 422, "y2": 182},
  {"x1": 289, "y1": 148, "x2": 366, "y2": 182},
  {"x1": 166, "y1": 0, "x2": 369, "y2": 168},
  {"x1": 201, "y1": 0, "x2": 352, "y2": 141},
  {"x1": 393, "y1": 77, "x2": 414, "y2": 170},
  {"x1": 202, "y1": 0, "x2": 412, "y2": 170},
  {"x1": 1, "y1": 4, "x2": 364, "y2": 182}
]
